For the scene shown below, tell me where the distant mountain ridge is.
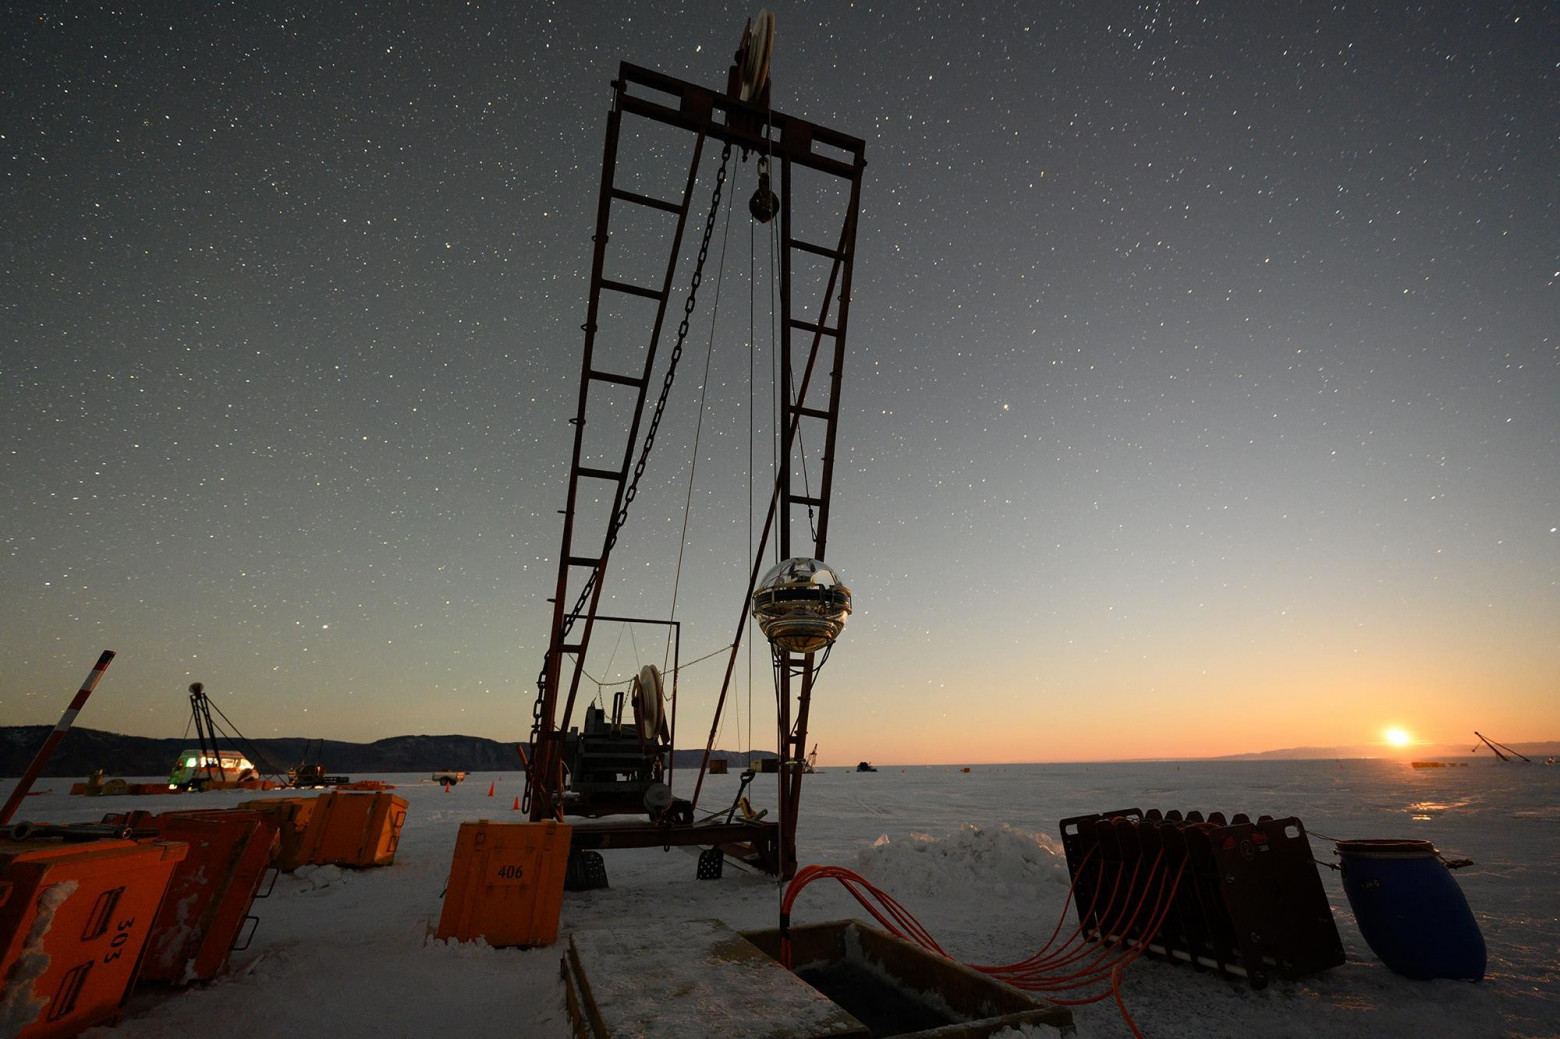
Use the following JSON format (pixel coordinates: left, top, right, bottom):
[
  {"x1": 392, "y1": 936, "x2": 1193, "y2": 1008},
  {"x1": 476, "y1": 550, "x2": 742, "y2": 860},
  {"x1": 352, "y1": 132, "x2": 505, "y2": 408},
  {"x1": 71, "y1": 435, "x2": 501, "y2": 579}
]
[
  {"x1": 0, "y1": 726, "x2": 774, "y2": 779},
  {"x1": 0, "y1": 727, "x2": 523, "y2": 778},
  {"x1": 1208, "y1": 740, "x2": 1560, "y2": 761}
]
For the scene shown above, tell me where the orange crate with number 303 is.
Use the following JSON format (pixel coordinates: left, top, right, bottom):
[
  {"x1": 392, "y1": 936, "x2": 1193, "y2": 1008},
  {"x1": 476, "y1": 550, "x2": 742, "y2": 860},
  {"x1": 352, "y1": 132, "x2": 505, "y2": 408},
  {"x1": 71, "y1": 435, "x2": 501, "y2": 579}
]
[
  {"x1": 436, "y1": 820, "x2": 571, "y2": 947},
  {"x1": 0, "y1": 835, "x2": 187, "y2": 1038}
]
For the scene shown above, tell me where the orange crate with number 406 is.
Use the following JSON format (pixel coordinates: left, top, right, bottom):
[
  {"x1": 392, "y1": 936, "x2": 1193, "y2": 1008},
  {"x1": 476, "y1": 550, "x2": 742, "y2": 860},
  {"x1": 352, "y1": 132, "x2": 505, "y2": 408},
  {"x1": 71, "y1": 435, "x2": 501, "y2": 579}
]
[{"x1": 436, "y1": 820, "x2": 571, "y2": 947}]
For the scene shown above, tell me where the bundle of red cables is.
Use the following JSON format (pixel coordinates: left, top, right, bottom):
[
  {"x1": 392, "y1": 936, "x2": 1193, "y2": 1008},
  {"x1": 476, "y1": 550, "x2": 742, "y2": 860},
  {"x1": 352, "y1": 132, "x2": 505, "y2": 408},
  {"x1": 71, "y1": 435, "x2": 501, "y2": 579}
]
[{"x1": 779, "y1": 844, "x2": 1189, "y2": 1038}]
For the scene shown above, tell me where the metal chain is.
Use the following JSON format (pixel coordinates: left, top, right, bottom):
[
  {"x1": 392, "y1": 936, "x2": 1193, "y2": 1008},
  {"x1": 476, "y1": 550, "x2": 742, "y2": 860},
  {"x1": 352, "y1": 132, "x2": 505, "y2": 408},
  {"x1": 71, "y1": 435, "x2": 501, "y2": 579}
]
[{"x1": 524, "y1": 142, "x2": 734, "y2": 810}]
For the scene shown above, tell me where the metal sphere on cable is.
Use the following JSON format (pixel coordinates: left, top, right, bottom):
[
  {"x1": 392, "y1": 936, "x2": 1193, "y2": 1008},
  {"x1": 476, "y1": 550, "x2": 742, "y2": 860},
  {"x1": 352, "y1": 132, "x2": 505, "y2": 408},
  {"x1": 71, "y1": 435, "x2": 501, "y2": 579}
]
[{"x1": 752, "y1": 557, "x2": 852, "y2": 654}]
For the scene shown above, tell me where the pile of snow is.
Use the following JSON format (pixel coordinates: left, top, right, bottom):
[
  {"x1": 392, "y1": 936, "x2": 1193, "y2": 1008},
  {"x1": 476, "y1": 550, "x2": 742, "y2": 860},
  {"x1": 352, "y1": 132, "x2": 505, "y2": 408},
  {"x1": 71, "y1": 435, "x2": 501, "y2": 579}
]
[{"x1": 855, "y1": 823, "x2": 1071, "y2": 903}]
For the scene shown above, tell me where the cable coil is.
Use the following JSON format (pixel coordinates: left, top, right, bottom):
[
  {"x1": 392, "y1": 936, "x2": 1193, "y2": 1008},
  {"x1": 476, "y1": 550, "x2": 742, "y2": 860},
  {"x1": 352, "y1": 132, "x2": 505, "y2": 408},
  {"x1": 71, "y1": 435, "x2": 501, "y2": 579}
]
[{"x1": 779, "y1": 846, "x2": 1177, "y2": 1038}]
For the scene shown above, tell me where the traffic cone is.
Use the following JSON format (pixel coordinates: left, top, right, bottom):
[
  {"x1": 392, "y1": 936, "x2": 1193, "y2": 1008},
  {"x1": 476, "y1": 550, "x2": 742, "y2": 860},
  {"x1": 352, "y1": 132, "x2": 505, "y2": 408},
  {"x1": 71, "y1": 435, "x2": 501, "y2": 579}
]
[
  {"x1": 512, "y1": 796, "x2": 520, "y2": 810},
  {"x1": 487, "y1": 781, "x2": 495, "y2": 797},
  {"x1": 443, "y1": 782, "x2": 450, "y2": 792}
]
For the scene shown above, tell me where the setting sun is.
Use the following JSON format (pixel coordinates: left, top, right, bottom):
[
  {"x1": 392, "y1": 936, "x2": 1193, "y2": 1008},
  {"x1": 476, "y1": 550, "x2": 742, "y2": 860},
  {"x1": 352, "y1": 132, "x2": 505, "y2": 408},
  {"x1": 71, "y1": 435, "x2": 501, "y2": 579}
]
[{"x1": 1385, "y1": 727, "x2": 1412, "y2": 747}]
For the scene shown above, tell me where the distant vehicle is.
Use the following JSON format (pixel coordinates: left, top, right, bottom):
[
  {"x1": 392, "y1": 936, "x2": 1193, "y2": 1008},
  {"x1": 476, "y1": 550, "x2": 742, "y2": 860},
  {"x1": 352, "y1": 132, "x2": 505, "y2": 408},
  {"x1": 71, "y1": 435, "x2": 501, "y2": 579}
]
[
  {"x1": 288, "y1": 739, "x2": 348, "y2": 787},
  {"x1": 855, "y1": 761, "x2": 877, "y2": 773},
  {"x1": 169, "y1": 749, "x2": 256, "y2": 790},
  {"x1": 432, "y1": 770, "x2": 467, "y2": 785},
  {"x1": 290, "y1": 762, "x2": 327, "y2": 786},
  {"x1": 288, "y1": 764, "x2": 350, "y2": 787}
]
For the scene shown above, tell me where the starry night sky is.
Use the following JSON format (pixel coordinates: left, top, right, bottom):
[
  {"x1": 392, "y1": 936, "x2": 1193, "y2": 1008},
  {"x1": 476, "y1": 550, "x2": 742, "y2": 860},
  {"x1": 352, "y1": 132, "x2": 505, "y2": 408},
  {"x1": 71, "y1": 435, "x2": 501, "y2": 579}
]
[{"x1": 4, "y1": 2, "x2": 1556, "y2": 764}]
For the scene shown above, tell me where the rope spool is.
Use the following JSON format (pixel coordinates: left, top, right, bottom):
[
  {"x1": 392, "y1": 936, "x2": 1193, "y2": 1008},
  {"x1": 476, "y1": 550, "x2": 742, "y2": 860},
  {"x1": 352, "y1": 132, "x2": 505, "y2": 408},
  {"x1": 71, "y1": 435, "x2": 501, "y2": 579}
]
[{"x1": 632, "y1": 664, "x2": 664, "y2": 742}]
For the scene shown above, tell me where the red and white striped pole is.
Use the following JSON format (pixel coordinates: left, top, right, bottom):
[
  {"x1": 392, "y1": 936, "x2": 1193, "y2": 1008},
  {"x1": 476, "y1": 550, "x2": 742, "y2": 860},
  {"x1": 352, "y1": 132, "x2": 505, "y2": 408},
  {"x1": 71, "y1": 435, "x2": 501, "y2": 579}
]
[{"x1": 0, "y1": 649, "x2": 116, "y2": 825}]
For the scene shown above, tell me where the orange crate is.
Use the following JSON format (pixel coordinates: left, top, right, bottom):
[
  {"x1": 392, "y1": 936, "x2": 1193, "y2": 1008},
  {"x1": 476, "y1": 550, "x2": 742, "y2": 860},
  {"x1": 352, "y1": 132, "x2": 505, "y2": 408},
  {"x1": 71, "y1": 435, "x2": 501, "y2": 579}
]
[
  {"x1": 237, "y1": 797, "x2": 318, "y2": 871},
  {"x1": 101, "y1": 810, "x2": 280, "y2": 983},
  {"x1": 0, "y1": 836, "x2": 187, "y2": 1038},
  {"x1": 304, "y1": 791, "x2": 407, "y2": 868},
  {"x1": 436, "y1": 820, "x2": 571, "y2": 947}
]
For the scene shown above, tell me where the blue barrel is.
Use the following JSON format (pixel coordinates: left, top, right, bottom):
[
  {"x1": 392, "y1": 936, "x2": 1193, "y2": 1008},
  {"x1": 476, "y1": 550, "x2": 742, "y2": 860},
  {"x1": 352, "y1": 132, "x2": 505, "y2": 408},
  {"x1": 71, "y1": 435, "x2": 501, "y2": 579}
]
[{"x1": 1338, "y1": 839, "x2": 1486, "y2": 981}]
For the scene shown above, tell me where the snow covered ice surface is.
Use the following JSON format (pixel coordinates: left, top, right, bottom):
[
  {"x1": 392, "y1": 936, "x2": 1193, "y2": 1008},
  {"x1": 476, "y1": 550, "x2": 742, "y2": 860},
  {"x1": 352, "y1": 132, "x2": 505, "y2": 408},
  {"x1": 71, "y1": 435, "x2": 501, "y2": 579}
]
[{"x1": 5, "y1": 759, "x2": 1547, "y2": 1038}]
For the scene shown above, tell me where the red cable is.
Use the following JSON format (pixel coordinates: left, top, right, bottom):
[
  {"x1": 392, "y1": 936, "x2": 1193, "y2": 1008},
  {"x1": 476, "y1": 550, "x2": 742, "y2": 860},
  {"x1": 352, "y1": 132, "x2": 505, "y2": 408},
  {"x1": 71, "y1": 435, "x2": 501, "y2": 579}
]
[
  {"x1": 994, "y1": 847, "x2": 1117, "y2": 975},
  {"x1": 973, "y1": 841, "x2": 1101, "y2": 972},
  {"x1": 1002, "y1": 854, "x2": 1153, "y2": 985},
  {"x1": 779, "y1": 852, "x2": 1186, "y2": 1026},
  {"x1": 1112, "y1": 962, "x2": 1145, "y2": 1039}
]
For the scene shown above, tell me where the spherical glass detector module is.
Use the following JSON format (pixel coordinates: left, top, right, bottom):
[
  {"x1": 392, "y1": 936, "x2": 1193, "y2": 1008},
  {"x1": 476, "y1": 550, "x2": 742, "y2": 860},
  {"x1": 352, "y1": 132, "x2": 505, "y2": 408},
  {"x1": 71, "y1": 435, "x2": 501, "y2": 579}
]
[{"x1": 752, "y1": 557, "x2": 853, "y2": 653}]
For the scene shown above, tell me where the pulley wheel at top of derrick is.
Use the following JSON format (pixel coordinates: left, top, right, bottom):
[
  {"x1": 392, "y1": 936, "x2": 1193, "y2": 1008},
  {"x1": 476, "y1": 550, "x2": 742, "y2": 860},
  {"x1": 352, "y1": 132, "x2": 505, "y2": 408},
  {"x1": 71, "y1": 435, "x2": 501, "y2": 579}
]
[
  {"x1": 738, "y1": 9, "x2": 775, "y2": 102},
  {"x1": 752, "y1": 557, "x2": 852, "y2": 655}
]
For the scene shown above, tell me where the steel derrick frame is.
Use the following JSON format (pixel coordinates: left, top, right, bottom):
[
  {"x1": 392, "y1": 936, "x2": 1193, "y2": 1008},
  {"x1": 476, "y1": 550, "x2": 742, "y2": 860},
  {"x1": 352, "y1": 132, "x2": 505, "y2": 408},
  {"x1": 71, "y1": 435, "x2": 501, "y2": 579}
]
[{"x1": 526, "y1": 63, "x2": 865, "y2": 881}]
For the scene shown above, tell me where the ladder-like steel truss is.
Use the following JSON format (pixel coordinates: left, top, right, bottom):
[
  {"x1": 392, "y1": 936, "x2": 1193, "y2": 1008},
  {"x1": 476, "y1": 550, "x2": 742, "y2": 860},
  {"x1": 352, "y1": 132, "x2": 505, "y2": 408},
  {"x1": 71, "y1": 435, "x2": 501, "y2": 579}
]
[{"x1": 524, "y1": 61, "x2": 865, "y2": 878}]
